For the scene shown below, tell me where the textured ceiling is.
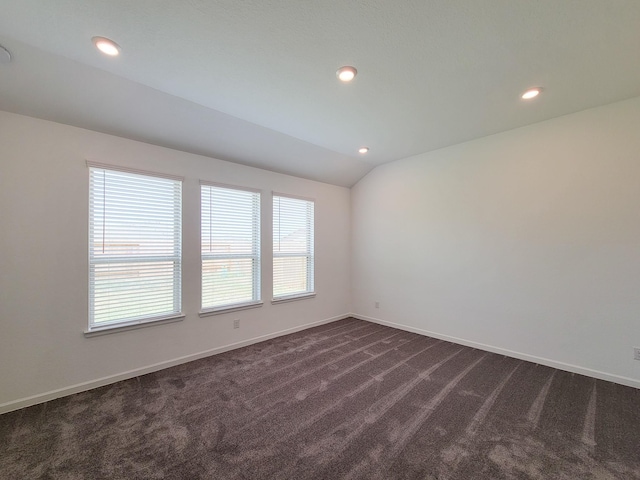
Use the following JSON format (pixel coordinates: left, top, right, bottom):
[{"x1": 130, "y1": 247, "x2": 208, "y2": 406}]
[{"x1": 1, "y1": 0, "x2": 640, "y2": 186}]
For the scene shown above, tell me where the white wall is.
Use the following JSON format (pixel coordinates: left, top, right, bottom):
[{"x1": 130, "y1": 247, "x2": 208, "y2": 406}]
[
  {"x1": 0, "y1": 111, "x2": 351, "y2": 411},
  {"x1": 352, "y1": 96, "x2": 640, "y2": 387}
]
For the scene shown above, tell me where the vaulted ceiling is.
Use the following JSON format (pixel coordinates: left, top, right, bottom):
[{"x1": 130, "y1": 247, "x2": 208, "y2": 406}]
[{"x1": 1, "y1": 1, "x2": 639, "y2": 186}]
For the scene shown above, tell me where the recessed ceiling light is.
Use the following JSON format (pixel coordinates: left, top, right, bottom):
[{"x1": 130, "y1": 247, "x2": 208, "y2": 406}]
[
  {"x1": 337, "y1": 66, "x2": 357, "y2": 82},
  {"x1": 358, "y1": 147, "x2": 369, "y2": 154},
  {"x1": 92, "y1": 36, "x2": 121, "y2": 56},
  {"x1": 521, "y1": 87, "x2": 542, "y2": 100}
]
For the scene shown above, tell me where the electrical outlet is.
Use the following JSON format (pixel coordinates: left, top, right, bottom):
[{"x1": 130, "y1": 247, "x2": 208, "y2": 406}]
[
  {"x1": 634, "y1": 347, "x2": 640, "y2": 361},
  {"x1": 375, "y1": 302, "x2": 379, "y2": 309},
  {"x1": 233, "y1": 319, "x2": 240, "y2": 329}
]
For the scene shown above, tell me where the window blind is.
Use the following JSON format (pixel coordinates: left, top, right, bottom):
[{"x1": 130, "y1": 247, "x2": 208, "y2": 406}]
[
  {"x1": 88, "y1": 166, "x2": 182, "y2": 329},
  {"x1": 273, "y1": 194, "x2": 314, "y2": 299},
  {"x1": 201, "y1": 184, "x2": 261, "y2": 310}
]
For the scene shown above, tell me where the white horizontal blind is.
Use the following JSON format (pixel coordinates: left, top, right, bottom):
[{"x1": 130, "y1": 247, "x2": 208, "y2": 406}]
[
  {"x1": 89, "y1": 167, "x2": 182, "y2": 329},
  {"x1": 201, "y1": 184, "x2": 261, "y2": 310},
  {"x1": 273, "y1": 195, "x2": 314, "y2": 299}
]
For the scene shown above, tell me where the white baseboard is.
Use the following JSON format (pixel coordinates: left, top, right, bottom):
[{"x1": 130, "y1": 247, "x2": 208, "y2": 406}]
[
  {"x1": 351, "y1": 313, "x2": 640, "y2": 390},
  {"x1": 0, "y1": 313, "x2": 351, "y2": 415}
]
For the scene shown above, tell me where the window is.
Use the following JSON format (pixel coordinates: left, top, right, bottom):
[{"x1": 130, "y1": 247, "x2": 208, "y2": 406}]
[
  {"x1": 201, "y1": 183, "x2": 261, "y2": 312},
  {"x1": 88, "y1": 164, "x2": 183, "y2": 332},
  {"x1": 273, "y1": 194, "x2": 314, "y2": 301}
]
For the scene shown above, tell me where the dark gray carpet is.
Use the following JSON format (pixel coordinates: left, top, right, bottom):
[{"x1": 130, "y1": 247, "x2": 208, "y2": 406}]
[{"x1": 1, "y1": 318, "x2": 639, "y2": 479}]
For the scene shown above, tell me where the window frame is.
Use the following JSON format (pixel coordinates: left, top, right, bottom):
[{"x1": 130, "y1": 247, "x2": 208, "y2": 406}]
[
  {"x1": 199, "y1": 181, "x2": 263, "y2": 315},
  {"x1": 272, "y1": 192, "x2": 315, "y2": 303},
  {"x1": 86, "y1": 162, "x2": 184, "y2": 335}
]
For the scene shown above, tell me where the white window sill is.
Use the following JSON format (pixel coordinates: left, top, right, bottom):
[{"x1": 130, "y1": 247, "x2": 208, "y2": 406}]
[
  {"x1": 199, "y1": 301, "x2": 263, "y2": 317},
  {"x1": 84, "y1": 314, "x2": 185, "y2": 337},
  {"x1": 272, "y1": 292, "x2": 316, "y2": 305}
]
